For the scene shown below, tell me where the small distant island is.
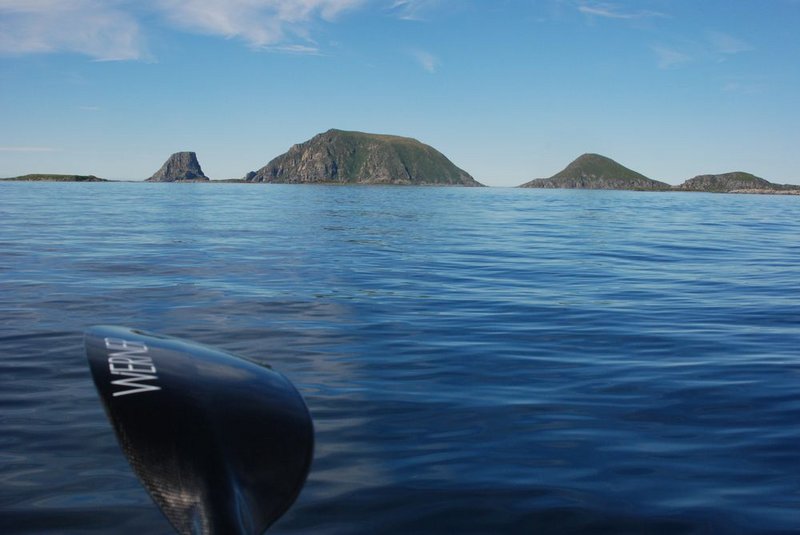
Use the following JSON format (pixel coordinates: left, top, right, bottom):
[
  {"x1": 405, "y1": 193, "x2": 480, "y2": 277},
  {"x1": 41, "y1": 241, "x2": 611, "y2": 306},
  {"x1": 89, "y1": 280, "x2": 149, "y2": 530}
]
[
  {"x1": 146, "y1": 151, "x2": 209, "y2": 182},
  {"x1": 244, "y1": 129, "x2": 483, "y2": 186},
  {"x1": 1, "y1": 174, "x2": 107, "y2": 182},
  {"x1": 2, "y1": 130, "x2": 798, "y2": 194},
  {"x1": 676, "y1": 172, "x2": 798, "y2": 194},
  {"x1": 519, "y1": 153, "x2": 670, "y2": 191},
  {"x1": 518, "y1": 154, "x2": 799, "y2": 194}
]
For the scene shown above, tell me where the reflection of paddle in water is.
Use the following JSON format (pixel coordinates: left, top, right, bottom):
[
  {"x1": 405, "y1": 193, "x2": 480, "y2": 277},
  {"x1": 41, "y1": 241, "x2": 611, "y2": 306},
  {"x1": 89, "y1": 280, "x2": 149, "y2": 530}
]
[{"x1": 85, "y1": 326, "x2": 314, "y2": 535}]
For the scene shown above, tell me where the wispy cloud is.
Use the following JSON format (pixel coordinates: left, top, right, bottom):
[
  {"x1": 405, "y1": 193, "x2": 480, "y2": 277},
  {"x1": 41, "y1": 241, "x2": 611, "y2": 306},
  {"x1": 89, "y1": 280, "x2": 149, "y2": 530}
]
[
  {"x1": 652, "y1": 45, "x2": 691, "y2": 69},
  {"x1": 153, "y1": 0, "x2": 364, "y2": 49},
  {"x1": 390, "y1": 0, "x2": 440, "y2": 21},
  {"x1": 651, "y1": 30, "x2": 753, "y2": 70},
  {"x1": 0, "y1": 146, "x2": 58, "y2": 152},
  {"x1": 0, "y1": 0, "x2": 364, "y2": 60},
  {"x1": 722, "y1": 77, "x2": 766, "y2": 95},
  {"x1": 722, "y1": 82, "x2": 756, "y2": 94},
  {"x1": 707, "y1": 31, "x2": 753, "y2": 56},
  {"x1": 410, "y1": 49, "x2": 438, "y2": 73},
  {"x1": 576, "y1": 1, "x2": 666, "y2": 20},
  {"x1": 0, "y1": 0, "x2": 144, "y2": 61},
  {"x1": 265, "y1": 44, "x2": 323, "y2": 55}
]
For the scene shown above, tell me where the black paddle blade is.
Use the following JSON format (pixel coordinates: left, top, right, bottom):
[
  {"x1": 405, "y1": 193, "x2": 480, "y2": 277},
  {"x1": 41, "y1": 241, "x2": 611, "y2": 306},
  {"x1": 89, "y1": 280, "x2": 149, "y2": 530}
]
[{"x1": 85, "y1": 326, "x2": 314, "y2": 535}]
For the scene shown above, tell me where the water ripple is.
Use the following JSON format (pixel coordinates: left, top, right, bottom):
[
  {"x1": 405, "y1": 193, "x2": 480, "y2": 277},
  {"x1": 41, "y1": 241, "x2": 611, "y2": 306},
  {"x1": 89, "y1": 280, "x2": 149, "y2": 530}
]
[{"x1": 1, "y1": 184, "x2": 799, "y2": 533}]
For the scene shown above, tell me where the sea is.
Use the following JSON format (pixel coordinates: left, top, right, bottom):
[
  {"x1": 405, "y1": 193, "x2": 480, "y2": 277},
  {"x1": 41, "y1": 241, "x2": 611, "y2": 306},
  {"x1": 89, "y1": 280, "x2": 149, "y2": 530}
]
[{"x1": 1, "y1": 182, "x2": 799, "y2": 534}]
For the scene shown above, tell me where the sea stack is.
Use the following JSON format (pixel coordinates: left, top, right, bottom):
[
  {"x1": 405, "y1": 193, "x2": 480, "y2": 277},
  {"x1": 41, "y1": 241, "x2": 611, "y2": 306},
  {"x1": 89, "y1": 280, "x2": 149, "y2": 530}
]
[
  {"x1": 245, "y1": 129, "x2": 482, "y2": 186},
  {"x1": 519, "y1": 153, "x2": 670, "y2": 190},
  {"x1": 146, "y1": 152, "x2": 209, "y2": 182}
]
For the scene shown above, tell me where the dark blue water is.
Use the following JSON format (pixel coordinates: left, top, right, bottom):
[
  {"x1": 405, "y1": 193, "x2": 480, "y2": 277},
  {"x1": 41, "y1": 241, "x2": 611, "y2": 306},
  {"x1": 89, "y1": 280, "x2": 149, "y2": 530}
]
[{"x1": 1, "y1": 183, "x2": 799, "y2": 534}]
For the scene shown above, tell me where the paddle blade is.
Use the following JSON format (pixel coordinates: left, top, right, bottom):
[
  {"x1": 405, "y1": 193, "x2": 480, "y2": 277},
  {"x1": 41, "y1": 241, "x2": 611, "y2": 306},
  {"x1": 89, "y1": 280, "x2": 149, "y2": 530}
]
[{"x1": 85, "y1": 326, "x2": 314, "y2": 535}]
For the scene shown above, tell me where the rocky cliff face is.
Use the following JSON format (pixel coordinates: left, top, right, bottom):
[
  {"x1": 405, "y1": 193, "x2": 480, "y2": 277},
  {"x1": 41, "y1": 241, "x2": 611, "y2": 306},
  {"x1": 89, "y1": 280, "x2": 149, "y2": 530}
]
[
  {"x1": 519, "y1": 153, "x2": 670, "y2": 190},
  {"x1": 677, "y1": 172, "x2": 775, "y2": 192},
  {"x1": 245, "y1": 129, "x2": 482, "y2": 186},
  {"x1": 146, "y1": 152, "x2": 209, "y2": 182}
]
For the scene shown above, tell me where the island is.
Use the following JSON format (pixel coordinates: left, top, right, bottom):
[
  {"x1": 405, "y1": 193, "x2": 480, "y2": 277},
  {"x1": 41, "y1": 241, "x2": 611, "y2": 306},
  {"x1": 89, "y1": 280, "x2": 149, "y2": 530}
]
[
  {"x1": 677, "y1": 172, "x2": 798, "y2": 194},
  {"x1": 517, "y1": 155, "x2": 800, "y2": 194},
  {"x1": 243, "y1": 129, "x2": 483, "y2": 186},
  {"x1": 1, "y1": 174, "x2": 106, "y2": 182},
  {"x1": 518, "y1": 154, "x2": 671, "y2": 191},
  {"x1": 2, "y1": 140, "x2": 799, "y2": 193},
  {"x1": 146, "y1": 152, "x2": 209, "y2": 182}
]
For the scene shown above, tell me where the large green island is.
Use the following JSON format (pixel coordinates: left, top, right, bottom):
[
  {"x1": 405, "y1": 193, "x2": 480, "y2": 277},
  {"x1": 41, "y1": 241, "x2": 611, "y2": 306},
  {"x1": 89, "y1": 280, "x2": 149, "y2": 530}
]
[{"x1": 244, "y1": 129, "x2": 483, "y2": 186}]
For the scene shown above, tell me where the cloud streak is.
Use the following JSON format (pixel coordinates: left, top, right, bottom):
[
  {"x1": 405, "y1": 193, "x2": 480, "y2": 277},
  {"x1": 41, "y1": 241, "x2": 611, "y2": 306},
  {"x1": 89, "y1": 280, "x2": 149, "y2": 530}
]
[
  {"x1": 0, "y1": 0, "x2": 364, "y2": 59},
  {"x1": 0, "y1": 0, "x2": 143, "y2": 60},
  {"x1": 153, "y1": 0, "x2": 364, "y2": 49},
  {"x1": 652, "y1": 45, "x2": 691, "y2": 69},
  {"x1": 576, "y1": 1, "x2": 666, "y2": 20},
  {"x1": 722, "y1": 80, "x2": 764, "y2": 95},
  {"x1": 411, "y1": 49, "x2": 438, "y2": 73},
  {"x1": 390, "y1": 0, "x2": 439, "y2": 21},
  {"x1": 651, "y1": 31, "x2": 752, "y2": 70},
  {"x1": 707, "y1": 31, "x2": 753, "y2": 56}
]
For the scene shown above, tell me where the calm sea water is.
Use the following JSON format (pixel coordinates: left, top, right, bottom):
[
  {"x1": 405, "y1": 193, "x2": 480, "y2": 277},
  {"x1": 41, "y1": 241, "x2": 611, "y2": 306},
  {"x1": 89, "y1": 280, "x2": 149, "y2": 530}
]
[{"x1": 1, "y1": 183, "x2": 799, "y2": 534}]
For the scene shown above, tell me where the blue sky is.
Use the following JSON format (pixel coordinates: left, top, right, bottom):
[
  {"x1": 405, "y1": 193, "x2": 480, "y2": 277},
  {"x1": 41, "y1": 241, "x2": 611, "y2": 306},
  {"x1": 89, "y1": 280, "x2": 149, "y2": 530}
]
[{"x1": 1, "y1": 0, "x2": 798, "y2": 186}]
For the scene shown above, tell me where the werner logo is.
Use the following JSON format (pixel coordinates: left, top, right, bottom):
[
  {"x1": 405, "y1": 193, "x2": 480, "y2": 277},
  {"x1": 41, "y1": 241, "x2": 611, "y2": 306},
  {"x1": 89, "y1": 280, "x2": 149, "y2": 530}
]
[{"x1": 104, "y1": 337, "x2": 161, "y2": 397}]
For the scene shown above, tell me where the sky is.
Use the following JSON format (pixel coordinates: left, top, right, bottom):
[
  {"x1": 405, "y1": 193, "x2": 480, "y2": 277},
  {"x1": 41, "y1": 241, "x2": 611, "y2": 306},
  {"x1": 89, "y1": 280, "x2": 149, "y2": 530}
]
[{"x1": 1, "y1": 0, "x2": 799, "y2": 186}]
